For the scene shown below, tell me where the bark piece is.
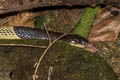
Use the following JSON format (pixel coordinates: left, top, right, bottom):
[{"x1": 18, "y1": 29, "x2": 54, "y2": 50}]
[{"x1": 0, "y1": 0, "x2": 120, "y2": 14}]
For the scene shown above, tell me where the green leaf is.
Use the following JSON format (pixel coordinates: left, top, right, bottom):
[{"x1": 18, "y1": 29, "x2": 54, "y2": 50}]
[
  {"x1": 73, "y1": 6, "x2": 100, "y2": 38},
  {"x1": 34, "y1": 16, "x2": 48, "y2": 28}
]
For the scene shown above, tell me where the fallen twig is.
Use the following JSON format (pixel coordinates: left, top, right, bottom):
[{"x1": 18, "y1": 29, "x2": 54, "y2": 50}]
[
  {"x1": 32, "y1": 32, "x2": 69, "y2": 80},
  {"x1": 44, "y1": 23, "x2": 52, "y2": 44}
]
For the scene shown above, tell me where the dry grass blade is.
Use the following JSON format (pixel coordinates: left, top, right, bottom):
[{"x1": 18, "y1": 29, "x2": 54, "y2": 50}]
[{"x1": 0, "y1": 44, "x2": 47, "y2": 48}]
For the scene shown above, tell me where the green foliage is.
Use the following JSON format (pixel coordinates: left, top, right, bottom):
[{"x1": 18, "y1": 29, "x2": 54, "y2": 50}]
[
  {"x1": 73, "y1": 7, "x2": 100, "y2": 38},
  {"x1": 34, "y1": 16, "x2": 48, "y2": 28}
]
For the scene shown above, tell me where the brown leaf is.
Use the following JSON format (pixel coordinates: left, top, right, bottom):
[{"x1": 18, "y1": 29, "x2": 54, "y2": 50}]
[
  {"x1": 88, "y1": 7, "x2": 120, "y2": 43},
  {"x1": 61, "y1": 9, "x2": 82, "y2": 26},
  {"x1": 8, "y1": 11, "x2": 40, "y2": 27}
]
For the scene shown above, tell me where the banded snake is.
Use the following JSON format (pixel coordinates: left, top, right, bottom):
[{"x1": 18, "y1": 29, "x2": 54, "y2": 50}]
[{"x1": 0, "y1": 26, "x2": 101, "y2": 53}]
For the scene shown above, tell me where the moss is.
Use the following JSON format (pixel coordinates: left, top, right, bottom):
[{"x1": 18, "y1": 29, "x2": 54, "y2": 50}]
[
  {"x1": 0, "y1": 40, "x2": 118, "y2": 80},
  {"x1": 51, "y1": 42, "x2": 118, "y2": 80}
]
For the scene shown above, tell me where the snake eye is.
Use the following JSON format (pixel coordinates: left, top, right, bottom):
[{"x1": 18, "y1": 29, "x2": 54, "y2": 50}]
[
  {"x1": 71, "y1": 40, "x2": 76, "y2": 44},
  {"x1": 69, "y1": 39, "x2": 79, "y2": 44}
]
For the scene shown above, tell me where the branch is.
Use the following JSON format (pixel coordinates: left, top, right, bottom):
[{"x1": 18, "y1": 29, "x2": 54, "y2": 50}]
[{"x1": 0, "y1": 0, "x2": 120, "y2": 14}]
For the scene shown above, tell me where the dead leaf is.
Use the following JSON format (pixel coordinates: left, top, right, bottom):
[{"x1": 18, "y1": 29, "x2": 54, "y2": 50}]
[
  {"x1": 88, "y1": 7, "x2": 120, "y2": 43},
  {"x1": 8, "y1": 11, "x2": 40, "y2": 27},
  {"x1": 61, "y1": 9, "x2": 82, "y2": 26}
]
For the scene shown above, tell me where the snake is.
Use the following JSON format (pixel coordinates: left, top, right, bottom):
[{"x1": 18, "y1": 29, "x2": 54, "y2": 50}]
[
  {"x1": 0, "y1": 26, "x2": 88, "y2": 48},
  {"x1": 0, "y1": 26, "x2": 102, "y2": 53}
]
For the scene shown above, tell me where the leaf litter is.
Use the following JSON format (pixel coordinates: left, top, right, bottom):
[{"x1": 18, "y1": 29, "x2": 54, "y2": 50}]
[{"x1": 88, "y1": 7, "x2": 120, "y2": 42}]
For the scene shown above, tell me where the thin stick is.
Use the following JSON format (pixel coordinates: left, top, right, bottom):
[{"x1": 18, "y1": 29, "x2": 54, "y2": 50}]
[
  {"x1": 0, "y1": 44, "x2": 47, "y2": 48},
  {"x1": 43, "y1": 23, "x2": 53, "y2": 80},
  {"x1": 43, "y1": 23, "x2": 52, "y2": 44},
  {"x1": 48, "y1": 66, "x2": 53, "y2": 80},
  {"x1": 33, "y1": 32, "x2": 68, "y2": 80}
]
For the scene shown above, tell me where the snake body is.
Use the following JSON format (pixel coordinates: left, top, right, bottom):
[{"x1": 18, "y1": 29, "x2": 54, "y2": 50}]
[
  {"x1": 0, "y1": 26, "x2": 62, "y2": 39},
  {"x1": 0, "y1": 26, "x2": 88, "y2": 48}
]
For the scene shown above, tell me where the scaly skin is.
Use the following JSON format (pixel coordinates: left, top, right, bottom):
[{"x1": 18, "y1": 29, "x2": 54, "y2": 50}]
[{"x1": 0, "y1": 26, "x2": 88, "y2": 47}]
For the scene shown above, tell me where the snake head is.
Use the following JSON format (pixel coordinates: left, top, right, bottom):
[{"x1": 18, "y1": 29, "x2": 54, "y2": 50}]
[{"x1": 60, "y1": 34, "x2": 88, "y2": 48}]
